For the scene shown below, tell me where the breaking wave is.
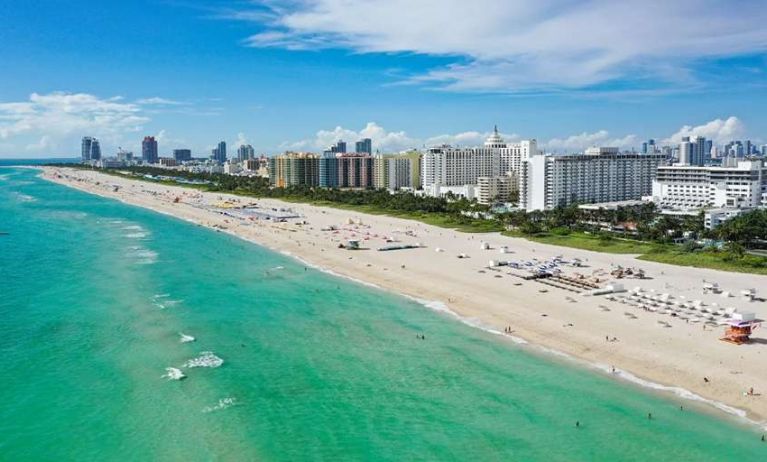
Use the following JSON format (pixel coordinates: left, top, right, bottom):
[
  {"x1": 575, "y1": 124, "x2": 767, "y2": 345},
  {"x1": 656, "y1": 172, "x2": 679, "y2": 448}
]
[{"x1": 184, "y1": 351, "x2": 224, "y2": 368}]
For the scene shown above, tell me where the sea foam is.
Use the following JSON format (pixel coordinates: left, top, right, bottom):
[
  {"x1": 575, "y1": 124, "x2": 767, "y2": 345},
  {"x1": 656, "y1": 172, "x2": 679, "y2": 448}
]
[
  {"x1": 202, "y1": 397, "x2": 237, "y2": 413},
  {"x1": 184, "y1": 351, "x2": 224, "y2": 368}
]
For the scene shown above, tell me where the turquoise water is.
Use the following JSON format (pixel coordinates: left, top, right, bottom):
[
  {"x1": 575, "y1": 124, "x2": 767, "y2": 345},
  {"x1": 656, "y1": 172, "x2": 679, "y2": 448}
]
[{"x1": 0, "y1": 167, "x2": 764, "y2": 461}]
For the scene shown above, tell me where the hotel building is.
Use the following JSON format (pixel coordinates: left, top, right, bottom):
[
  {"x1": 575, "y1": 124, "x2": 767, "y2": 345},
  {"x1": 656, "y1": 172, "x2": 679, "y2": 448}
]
[
  {"x1": 421, "y1": 127, "x2": 537, "y2": 199},
  {"x1": 318, "y1": 153, "x2": 374, "y2": 188},
  {"x1": 520, "y1": 148, "x2": 666, "y2": 211},
  {"x1": 268, "y1": 152, "x2": 320, "y2": 188},
  {"x1": 651, "y1": 159, "x2": 766, "y2": 211}
]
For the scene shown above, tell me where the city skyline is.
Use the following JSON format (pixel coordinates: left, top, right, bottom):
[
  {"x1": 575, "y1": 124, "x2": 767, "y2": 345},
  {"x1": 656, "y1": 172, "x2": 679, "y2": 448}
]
[{"x1": 1, "y1": 0, "x2": 766, "y2": 158}]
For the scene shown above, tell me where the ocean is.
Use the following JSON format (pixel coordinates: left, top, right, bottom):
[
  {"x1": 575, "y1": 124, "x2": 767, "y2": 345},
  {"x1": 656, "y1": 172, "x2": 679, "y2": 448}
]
[{"x1": 0, "y1": 166, "x2": 764, "y2": 461}]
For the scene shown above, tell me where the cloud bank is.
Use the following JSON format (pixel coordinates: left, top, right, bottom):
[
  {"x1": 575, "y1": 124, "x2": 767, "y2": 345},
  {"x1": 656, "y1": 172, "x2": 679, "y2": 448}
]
[
  {"x1": 282, "y1": 116, "x2": 747, "y2": 154},
  {"x1": 238, "y1": 0, "x2": 767, "y2": 93}
]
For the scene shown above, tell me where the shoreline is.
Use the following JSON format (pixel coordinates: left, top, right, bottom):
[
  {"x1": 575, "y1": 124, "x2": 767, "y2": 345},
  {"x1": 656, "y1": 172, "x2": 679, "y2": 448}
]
[
  {"x1": 288, "y1": 247, "x2": 762, "y2": 430},
  {"x1": 37, "y1": 166, "x2": 767, "y2": 429}
]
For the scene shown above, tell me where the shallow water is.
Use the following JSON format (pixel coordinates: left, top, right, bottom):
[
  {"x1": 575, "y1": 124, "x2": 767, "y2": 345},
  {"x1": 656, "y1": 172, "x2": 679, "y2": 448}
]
[{"x1": 0, "y1": 167, "x2": 764, "y2": 461}]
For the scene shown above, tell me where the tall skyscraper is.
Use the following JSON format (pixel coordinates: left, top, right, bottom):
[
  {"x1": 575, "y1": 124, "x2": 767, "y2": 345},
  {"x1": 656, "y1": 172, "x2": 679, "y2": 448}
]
[
  {"x1": 212, "y1": 141, "x2": 227, "y2": 163},
  {"x1": 679, "y1": 136, "x2": 707, "y2": 166},
  {"x1": 81, "y1": 136, "x2": 101, "y2": 162},
  {"x1": 355, "y1": 138, "x2": 372, "y2": 155},
  {"x1": 142, "y1": 136, "x2": 158, "y2": 164},
  {"x1": 692, "y1": 136, "x2": 708, "y2": 166},
  {"x1": 330, "y1": 140, "x2": 347, "y2": 154},
  {"x1": 237, "y1": 144, "x2": 255, "y2": 161},
  {"x1": 678, "y1": 139, "x2": 692, "y2": 165}
]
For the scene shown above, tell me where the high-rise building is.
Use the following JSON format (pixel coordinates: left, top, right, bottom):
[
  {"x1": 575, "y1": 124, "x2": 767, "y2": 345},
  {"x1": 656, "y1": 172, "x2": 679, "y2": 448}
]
[
  {"x1": 421, "y1": 128, "x2": 537, "y2": 191},
  {"x1": 691, "y1": 136, "x2": 708, "y2": 166},
  {"x1": 319, "y1": 152, "x2": 340, "y2": 188},
  {"x1": 212, "y1": 141, "x2": 227, "y2": 163},
  {"x1": 761, "y1": 145, "x2": 767, "y2": 156},
  {"x1": 141, "y1": 136, "x2": 158, "y2": 164},
  {"x1": 329, "y1": 140, "x2": 347, "y2": 154},
  {"x1": 519, "y1": 149, "x2": 666, "y2": 211},
  {"x1": 237, "y1": 144, "x2": 255, "y2": 161},
  {"x1": 355, "y1": 138, "x2": 372, "y2": 155},
  {"x1": 477, "y1": 176, "x2": 512, "y2": 205},
  {"x1": 372, "y1": 152, "x2": 421, "y2": 190},
  {"x1": 642, "y1": 139, "x2": 656, "y2": 154},
  {"x1": 318, "y1": 153, "x2": 373, "y2": 188},
  {"x1": 81, "y1": 136, "x2": 101, "y2": 162},
  {"x1": 678, "y1": 140, "x2": 692, "y2": 165},
  {"x1": 268, "y1": 152, "x2": 320, "y2": 187},
  {"x1": 173, "y1": 149, "x2": 192, "y2": 162}
]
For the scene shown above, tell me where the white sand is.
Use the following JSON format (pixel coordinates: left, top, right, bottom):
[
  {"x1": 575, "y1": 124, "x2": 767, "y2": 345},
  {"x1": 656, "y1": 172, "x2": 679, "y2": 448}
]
[{"x1": 42, "y1": 167, "x2": 767, "y2": 424}]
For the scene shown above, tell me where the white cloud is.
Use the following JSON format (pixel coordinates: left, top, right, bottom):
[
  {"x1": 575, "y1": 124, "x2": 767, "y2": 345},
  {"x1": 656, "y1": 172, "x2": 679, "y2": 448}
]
[
  {"x1": 282, "y1": 122, "x2": 418, "y2": 152},
  {"x1": 425, "y1": 130, "x2": 519, "y2": 147},
  {"x1": 0, "y1": 92, "x2": 152, "y2": 155},
  {"x1": 25, "y1": 135, "x2": 53, "y2": 152},
  {"x1": 238, "y1": 0, "x2": 767, "y2": 92},
  {"x1": 0, "y1": 92, "x2": 148, "y2": 140},
  {"x1": 135, "y1": 97, "x2": 185, "y2": 106},
  {"x1": 234, "y1": 132, "x2": 250, "y2": 147},
  {"x1": 665, "y1": 116, "x2": 745, "y2": 144},
  {"x1": 544, "y1": 130, "x2": 638, "y2": 152}
]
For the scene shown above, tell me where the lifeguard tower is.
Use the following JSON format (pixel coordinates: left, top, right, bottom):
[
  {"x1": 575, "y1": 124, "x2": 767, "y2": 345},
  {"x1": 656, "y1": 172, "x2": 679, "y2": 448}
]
[{"x1": 721, "y1": 312, "x2": 762, "y2": 345}]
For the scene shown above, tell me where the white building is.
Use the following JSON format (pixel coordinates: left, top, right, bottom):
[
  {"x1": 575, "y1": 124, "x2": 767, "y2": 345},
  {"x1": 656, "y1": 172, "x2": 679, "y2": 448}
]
[
  {"x1": 651, "y1": 160, "x2": 766, "y2": 211},
  {"x1": 421, "y1": 145, "x2": 499, "y2": 187},
  {"x1": 519, "y1": 149, "x2": 666, "y2": 211},
  {"x1": 423, "y1": 184, "x2": 477, "y2": 201},
  {"x1": 704, "y1": 208, "x2": 753, "y2": 230},
  {"x1": 421, "y1": 126, "x2": 537, "y2": 196}
]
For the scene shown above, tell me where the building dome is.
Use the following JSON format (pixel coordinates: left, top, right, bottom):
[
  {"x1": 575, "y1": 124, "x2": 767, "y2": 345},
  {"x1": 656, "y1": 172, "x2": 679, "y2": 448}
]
[{"x1": 484, "y1": 125, "x2": 504, "y2": 147}]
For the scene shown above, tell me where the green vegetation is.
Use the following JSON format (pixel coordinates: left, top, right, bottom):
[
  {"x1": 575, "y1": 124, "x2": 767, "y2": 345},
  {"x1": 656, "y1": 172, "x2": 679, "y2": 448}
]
[
  {"x1": 503, "y1": 230, "x2": 661, "y2": 254},
  {"x1": 639, "y1": 247, "x2": 767, "y2": 275},
  {"x1": 55, "y1": 164, "x2": 767, "y2": 274}
]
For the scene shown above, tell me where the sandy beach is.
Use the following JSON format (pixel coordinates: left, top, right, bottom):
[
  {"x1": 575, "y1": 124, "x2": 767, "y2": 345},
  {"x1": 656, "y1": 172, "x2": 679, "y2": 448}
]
[{"x1": 41, "y1": 166, "x2": 767, "y2": 425}]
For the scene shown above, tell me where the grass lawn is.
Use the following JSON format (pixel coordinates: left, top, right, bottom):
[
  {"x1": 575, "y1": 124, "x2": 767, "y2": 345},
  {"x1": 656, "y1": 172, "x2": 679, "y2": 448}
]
[
  {"x1": 638, "y1": 249, "x2": 767, "y2": 275},
  {"x1": 299, "y1": 200, "x2": 505, "y2": 233},
  {"x1": 502, "y1": 230, "x2": 659, "y2": 254}
]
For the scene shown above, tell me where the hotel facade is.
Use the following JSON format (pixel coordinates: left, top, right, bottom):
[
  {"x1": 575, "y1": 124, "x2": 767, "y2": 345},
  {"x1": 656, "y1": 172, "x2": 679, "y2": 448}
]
[{"x1": 520, "y1": 148, "x2": 667, "y2": 211}]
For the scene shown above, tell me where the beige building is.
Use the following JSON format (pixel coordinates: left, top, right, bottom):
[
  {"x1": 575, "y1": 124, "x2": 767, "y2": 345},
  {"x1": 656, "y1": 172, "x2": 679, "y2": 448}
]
[{"x1": 477, "y1": 176, "x2": 513, "y2": 205}]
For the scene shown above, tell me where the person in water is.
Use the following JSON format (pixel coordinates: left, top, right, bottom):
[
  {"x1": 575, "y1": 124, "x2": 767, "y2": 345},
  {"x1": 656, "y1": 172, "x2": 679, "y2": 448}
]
[{"x1": 575, "y1": 421, "x2": 580, "y2": 428}]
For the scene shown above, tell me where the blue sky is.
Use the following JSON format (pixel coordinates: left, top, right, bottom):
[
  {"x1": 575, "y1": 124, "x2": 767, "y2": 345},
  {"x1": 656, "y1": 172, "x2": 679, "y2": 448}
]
[{"x1": 1, "y1": 0, "x2": 766, "y2": 158}]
